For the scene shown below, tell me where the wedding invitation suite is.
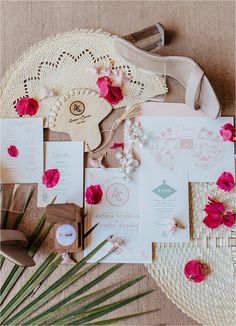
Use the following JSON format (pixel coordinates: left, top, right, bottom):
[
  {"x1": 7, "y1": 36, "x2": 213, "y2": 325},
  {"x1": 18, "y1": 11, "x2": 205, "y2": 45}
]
[
  {"x1": 136, "y1": 105, "x2": 234, "y2": 182},
  {"x1": 139, "y1": 172, "x2": 190, "y2": 243},
  {"x1": 0, "y1": 118, "x2": 43, "y2": 183},
  {"x1": 84, "y1": 168, "x2": 152, "y2": 263},
  {"x1": 37, "y1": 141, "x2": 84, "y2": 207}
]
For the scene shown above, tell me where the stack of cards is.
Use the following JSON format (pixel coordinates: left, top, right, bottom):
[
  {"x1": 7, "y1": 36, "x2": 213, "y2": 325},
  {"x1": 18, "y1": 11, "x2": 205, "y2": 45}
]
[
  {"x1": 84, "y1": 103, "x2": 235, "y2": 263},
  {"x1": 1, "y1": 102, "x2": 235, "y2": 265}
]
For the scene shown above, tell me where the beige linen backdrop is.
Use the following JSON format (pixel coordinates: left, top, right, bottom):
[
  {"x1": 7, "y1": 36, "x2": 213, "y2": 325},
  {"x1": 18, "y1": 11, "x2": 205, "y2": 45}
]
[{"x1": 0, "y1": 1, "x2": 235, "y2": 325}]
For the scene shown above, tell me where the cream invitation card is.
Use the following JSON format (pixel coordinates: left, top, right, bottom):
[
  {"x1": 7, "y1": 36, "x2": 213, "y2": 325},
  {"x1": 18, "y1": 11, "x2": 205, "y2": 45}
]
[
  {"x1": 139, "y1": 172, "x2": 190, "y2": 243},
  {"x1": 138, "y1": 114, "x2": 234, "y2": 182},
  {"x1": 37, "y1": 141, "x2": 84, "y2": 207},
  {"x1": 0, "y1": 118, "x2": 43, "y2": 184},
  {"x1": 84, "y1": 168, "x2": 152, "y2": 263}
]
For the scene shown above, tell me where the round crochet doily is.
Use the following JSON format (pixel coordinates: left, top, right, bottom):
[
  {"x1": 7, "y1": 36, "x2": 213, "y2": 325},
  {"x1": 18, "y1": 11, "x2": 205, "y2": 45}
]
[
  {"x1": 0, "y1": 29, "x2": 167, "y2": 126},
  {"x1": 147, "y1": 182, "x2": 236, "y2": 325}
]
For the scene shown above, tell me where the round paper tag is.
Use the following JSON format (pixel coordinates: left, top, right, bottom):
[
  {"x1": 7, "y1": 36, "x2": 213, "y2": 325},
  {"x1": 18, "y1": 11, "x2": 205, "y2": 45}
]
[{"x1": 56, "y1": 224, "x2": 77, "y2": 246}]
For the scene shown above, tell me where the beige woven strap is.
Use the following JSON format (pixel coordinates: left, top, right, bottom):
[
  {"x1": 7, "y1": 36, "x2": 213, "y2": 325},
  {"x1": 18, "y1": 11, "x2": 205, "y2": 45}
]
[{"x1": 185, "y1": 64, "x2": 204, "y2": 110}]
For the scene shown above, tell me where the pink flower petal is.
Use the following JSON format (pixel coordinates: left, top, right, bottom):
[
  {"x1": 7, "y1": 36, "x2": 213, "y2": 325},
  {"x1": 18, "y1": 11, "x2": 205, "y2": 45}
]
[
  {"x1": 42, "y1": 169, "x2": 60, "y2": 188},
  {"x1": 96, "y1": 76, "x2": 123, "y2": 105},
  {"x1": 216, "y1": 171, "x2": 235, "y2": 192},
  {"x1": 16, "y1": 97, "x2": 39, "y2": 117},
  {"x1": 110, "y1": 143, "x2": 124, "y2": 149},
  {"x1": 220, "y1": 128, "x2": 232, "y2": 141},
  {"x1": 203, "y1": 214, "x2": 223, "y2": 229},
  {"x1": 223, "y1": 211, "x2": 235, "y2": 228},
  {"x1": 99, "y1": 80, "x2": 110, "y2": 97},
  {"x1": 205, "y1": 197, "x2": 225, "y2": 214},
  {"x1": 85, "y1": 184, "x2": 103, "y2": 204},
  {"x1": 219, "y1": 123, "x2": 236, "y2": 142},
  {"x1": 7, "y1": 145, "x2": 19, "y2": 157},
  {"x1": 184, "y1": 260, "x2": 205, "y2": 283}
]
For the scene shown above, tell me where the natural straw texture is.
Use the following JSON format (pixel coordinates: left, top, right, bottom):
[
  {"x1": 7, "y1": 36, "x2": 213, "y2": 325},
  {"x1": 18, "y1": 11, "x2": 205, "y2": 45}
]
[
  {"x1": 0, "y1": 29, "x2": 167, "y2": 126},
  {"x1": 147, "y1": 181, "x2": 236, "y2": 325}
]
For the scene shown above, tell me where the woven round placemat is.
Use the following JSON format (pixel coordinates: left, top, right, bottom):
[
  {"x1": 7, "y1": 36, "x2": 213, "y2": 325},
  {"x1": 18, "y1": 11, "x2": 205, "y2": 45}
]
[
  {"x1": 0, "y1": 29, "x2": 167, "y2": 126},
  {"x1": 147, "y1": 182, "x2": 236, "y2": 325}
]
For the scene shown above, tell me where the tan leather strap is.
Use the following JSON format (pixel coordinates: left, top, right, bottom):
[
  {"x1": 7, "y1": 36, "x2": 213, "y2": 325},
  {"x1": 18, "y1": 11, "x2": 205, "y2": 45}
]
[
  {"x1": 0, "y1": 230, "x2": 28, "y2": 247},
  {"x1": 185, "y1": 64, "x2": 204, "y2": 110}
]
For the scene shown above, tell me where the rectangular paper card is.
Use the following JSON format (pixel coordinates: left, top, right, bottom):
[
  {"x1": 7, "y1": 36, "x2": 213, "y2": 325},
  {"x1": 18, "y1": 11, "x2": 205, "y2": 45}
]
[
  {"x1": 0, "y1": 118, "x2": 43, "y2": 184},
  {"x1": 37, "y1": 141, "x2": 84, "y2": 207},
  {"x1": 138, "y1": 113, "x2": 234, "y2": 182},
  {"x1": 139, "y1": 172, "x2": 190, "y2": 243},
  {"x1": 84, "y1": 168, "x2": 152, "y2": 263}
]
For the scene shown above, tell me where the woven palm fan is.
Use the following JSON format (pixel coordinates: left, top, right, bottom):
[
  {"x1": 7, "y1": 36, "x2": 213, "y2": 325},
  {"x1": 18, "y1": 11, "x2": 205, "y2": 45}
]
[{"x1": 0, "y1": 29, "x2": 167, "y2": 127}]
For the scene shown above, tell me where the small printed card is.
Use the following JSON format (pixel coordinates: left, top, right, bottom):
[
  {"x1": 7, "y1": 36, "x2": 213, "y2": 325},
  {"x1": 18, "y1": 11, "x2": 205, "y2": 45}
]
[
  {"x1": 0, "y1": 118, "x2": 43, "y2": 184},
  {"x1": 84, "y1": 168, "x2": 152, "y2": 263},
  {"x1": 138, "y1": 114, "x2": 235, "y2": 182},
  {"x1": 139, "y1": 171, "x2": 190, "y2": 243},
  {"x1": 37, "y1": 141, "x2": 84, "y2": 207}
]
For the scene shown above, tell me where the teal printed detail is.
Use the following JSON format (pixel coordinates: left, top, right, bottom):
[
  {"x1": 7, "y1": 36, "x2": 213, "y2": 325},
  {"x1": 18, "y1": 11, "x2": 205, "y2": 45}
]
[{"x1": 152, "y1": 180, "x2": 177, "y2": 199}]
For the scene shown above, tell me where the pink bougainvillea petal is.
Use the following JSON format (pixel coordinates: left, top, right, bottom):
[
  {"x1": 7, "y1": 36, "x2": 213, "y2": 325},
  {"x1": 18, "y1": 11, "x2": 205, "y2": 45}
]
[
  {"x1": 16, "y1": 97, "x2": 39, "y2": 117},
  {"x1": 96, "y1": 76, "x2": 123, "y2": 105},
  {"x1": 223, "y1": 211, "x2": 235, "y2": 228},
  {"x1": 219, "y1": 123, "x2": 236, "y2": 142},
  {"x1": 216, "y1": 171, "x2": 235, "y2": 192},
  {"x1": 203, "y1": 197, "x2": 235, "y2": 229},
  {"x1": 205, "y1": 197, "x2": 225, "y2": 214},
  {"x1": 7, "y1": 145, "x2": 19, "y2": 158},
  {"x1": 193, "y1": 273, "x2": 205, "y2": 283},
  {"x1": 203, "y1": 214, "x2": 223, "y2": 229},
  {"x1": 98, "y1": 80, "x2": 110, "y2": 97},
  {"x1": 220, "y1": 129, "x2": 232, "y2": 141},
  {"x1": 42, "y1": 169, "x2": 60, "y2": 188},
  {"x1": 85, "y1": 184, "x2": 103, "y2": 204},
  {"x1": 110, "y1": 143, "x2": 124, "y2": 149},
  {"x1": 184, "y1": 260, "x2": 205, "y2": 283},
  {"x1": 107, "y1": 86, "x2": 123, "y2": 105}
]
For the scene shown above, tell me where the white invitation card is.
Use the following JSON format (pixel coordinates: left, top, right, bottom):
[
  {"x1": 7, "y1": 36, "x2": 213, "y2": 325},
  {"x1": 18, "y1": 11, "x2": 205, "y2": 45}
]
[
  {"x1": 138, "y1": 115, "x2": 234, "y2": 182},
  {"x1": 139, "y1": 172, "x2": 190, "y2": 243},
  {"x1": 84, "y1": 168, "x2": 152, "y2": 263},
  {"x1": 37, "y1": 141, "x2": 84, "y2": 207},
  {"x1": 0, "y1": 118, "x2": 43, "y2": 184}
]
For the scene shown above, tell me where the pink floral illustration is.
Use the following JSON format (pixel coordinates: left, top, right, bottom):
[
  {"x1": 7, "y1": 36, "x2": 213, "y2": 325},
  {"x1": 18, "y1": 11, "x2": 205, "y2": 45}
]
[
  {"x1": 16, "y1": 97, "x2": 39, "y2": 116},
  {"x1": 42, "y1": 169, "x2": 60, "y2": 188},
  {"x1": 7, "y1": 145, "x2": 19, "y2": 157},
  {"x1": 184, "y1": 260, "x2": 205, "y2": 283},
  {"x1": 216, "y1": 171, "x2": 235, "y2": 192},
  {"x1": 96, "y1": 76, "x2": 123, "y2": 105},
  {"x1": 203, "y1": 197, "x2": 235, "y2": 229},
  {"x1": 85, "y1": 184, "x2": 103, "y2": 204},
  {"x1": 220, "y1": 123, "x2": 236, "y2": 142}
]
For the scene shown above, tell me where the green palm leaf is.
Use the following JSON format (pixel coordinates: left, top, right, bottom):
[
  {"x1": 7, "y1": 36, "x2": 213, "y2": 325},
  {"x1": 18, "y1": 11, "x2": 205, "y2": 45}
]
[
  {"x1": 83, "y1": 310, "x2": 159, "y2": 325},
  {"x1": 0, "y1": 217, "x2": 51, "y2": 305},
  {"x1": 5, "y1": 240, "x2": 108, "y2": 325},
  {"x1": 0, "y1": 253, "x2": 59, "y2": 323},
  {"x1": 47, "y1": 275, "x2": 147, "y2": 326},
  {"x1": 24, "y1": 263, "x2": 123, "y2": 325},
  {"x1": 46, "y1": 290, "x2": 153, "y2": 326}
]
